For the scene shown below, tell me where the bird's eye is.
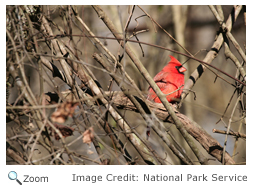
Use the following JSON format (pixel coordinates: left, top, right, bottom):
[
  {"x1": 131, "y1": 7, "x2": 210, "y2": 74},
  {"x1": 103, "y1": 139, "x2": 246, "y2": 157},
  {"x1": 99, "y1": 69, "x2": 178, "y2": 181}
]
[
  {"x1": 175, "y1": 66, "x2": 181, "y2": 71},
  {"x1": 175, "y1": 65, "x2": 185, "y2": 74}
]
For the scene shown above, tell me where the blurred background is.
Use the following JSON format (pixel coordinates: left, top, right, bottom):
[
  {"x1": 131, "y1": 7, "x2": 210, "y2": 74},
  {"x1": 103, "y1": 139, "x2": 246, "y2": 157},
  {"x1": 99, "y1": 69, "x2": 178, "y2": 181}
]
[{"x1": 6, "y1": 5, "x2": 246, "y2": 165}]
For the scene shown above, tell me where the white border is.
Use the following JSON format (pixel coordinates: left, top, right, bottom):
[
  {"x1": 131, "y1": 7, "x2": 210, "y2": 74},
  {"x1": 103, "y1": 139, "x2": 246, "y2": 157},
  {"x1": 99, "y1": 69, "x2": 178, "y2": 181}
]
[{"x1": 2, "y1": 2, "x2": 251, "y2": 188}]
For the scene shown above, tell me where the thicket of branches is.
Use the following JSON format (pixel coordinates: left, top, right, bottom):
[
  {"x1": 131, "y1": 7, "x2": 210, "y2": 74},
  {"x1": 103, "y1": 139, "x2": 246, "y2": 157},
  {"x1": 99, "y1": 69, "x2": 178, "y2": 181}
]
[{"x1": 6, "y1": 5, "x2": 246, "y2": 165}]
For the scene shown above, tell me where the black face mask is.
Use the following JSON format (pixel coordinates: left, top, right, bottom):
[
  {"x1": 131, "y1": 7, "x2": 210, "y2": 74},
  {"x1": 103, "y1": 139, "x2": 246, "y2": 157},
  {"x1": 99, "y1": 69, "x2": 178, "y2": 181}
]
[{"x1": 175, "y1": 66, "x2": 185, "y2": 74}]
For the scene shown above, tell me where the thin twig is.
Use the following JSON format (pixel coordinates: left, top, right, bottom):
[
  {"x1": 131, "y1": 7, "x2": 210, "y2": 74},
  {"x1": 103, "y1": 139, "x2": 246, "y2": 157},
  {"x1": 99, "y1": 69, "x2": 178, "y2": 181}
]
[
  {"x1": 180, "y1": 5, "x2": 243, "y2": 106},
  {"x1": 45, "y1": 34, "x2": 246, "y2": 86},
  {"x1": 213, "y1": 129, "x2": 245, "y2": 139},
  {"x1": 92, "y1": 5, "x2": 208, "y2": 164},
  {"x1": 93, "y1": 53, "x2": 193, "y2": 165},
  {"x1": 222, "y1": 95, "x2": 241, "y2": 164},
  {"x1": 137, "y1": 5, "x2": 193, "y2": 57},
  {"x1": 209, "y1": 5, "x2": 246, "y2": 62}
]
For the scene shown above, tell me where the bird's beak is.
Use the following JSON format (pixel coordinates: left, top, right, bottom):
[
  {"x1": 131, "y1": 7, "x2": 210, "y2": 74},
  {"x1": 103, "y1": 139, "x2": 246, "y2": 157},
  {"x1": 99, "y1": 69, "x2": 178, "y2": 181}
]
[{"x1": 179, "y1": 66, "x2": 187, "y2": 73}]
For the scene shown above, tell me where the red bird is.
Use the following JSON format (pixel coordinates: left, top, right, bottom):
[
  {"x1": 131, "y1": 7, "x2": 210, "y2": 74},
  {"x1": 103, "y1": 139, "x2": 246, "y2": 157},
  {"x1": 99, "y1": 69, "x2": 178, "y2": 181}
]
[{"x1": 147, "y1": 55, "x2": 187, "y2": 103}]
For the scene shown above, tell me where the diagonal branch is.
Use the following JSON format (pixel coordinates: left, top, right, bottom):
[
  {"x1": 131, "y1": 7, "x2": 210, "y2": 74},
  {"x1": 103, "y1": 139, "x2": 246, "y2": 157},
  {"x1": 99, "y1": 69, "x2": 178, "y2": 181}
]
[
  {"x1": 180, "y1": 5, "x2": 243, "y2": 105},
  {"x1": 93, "y1": 52, "x2": 193, "y2": 165},
  {"x1": 209, "y1": 5, "x2": 246, "y2": 62},
  {"x1": 92, "y1": 5, "x2": 208, "y2": 164},
  {"x1": 43, "y1": 90, "x2": 236, "y2": 165}
]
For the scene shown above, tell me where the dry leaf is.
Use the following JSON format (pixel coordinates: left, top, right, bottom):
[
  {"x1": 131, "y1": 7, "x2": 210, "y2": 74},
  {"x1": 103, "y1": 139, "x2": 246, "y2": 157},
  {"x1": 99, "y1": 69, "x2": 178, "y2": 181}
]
[
  {"x1": 48, "y1": 123, "x2": 75, "y2": 140},
  {"x1": 82, "y1": 128, "x2": 94, "y2": 145},
  {"x1": 28, "y1": 122, "x2": 34, "y2": 128},
  {"x1": 100, "y1": 159, "x2": 110, "y2": 165},
  {"x1": 87, "y1": 149, "x2": 94, "y2": 154},
  {"x1": 50, "y1": 101, "x2": 78, "y2": 123}
]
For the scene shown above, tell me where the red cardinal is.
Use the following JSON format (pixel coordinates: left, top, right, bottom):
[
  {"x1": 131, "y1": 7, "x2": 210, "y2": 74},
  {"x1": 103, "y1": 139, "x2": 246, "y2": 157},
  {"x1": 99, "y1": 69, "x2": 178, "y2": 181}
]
[{"x1": 147, "y1": 55, "x2": 187, "y2": 103}]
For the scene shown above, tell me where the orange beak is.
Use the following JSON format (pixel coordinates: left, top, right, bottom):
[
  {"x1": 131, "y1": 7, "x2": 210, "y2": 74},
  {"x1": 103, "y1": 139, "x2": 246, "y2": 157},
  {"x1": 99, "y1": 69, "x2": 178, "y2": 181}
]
[{"x1": 179, "y1": 66, "x2": 187, "y2": 73}]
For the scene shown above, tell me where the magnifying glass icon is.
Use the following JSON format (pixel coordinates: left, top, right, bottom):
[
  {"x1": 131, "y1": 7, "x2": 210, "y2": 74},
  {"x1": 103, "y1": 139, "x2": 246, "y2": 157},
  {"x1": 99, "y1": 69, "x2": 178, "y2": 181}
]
[{"x1": 8, "y1": 171, "x2": 22, "y2": 185}]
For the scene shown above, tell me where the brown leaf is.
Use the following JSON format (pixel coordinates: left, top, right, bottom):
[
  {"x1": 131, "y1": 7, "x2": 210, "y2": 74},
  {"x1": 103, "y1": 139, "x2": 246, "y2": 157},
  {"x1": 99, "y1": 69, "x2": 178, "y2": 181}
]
[
  {"x1": 87, "y1": 149, "x2": 94, "y2": 154},
  {"x1": 49, "y1": 123, "x2": 75, "y2": 140},
  {"x1": 50, "y1": 101, "x2": 78, "y2": 123},
  {"x1": 100, "y1": 159, "x2": 111, "y2": 165},
  {"x1": 82, "y1": 127, "x2": 94, "y2": 145}
]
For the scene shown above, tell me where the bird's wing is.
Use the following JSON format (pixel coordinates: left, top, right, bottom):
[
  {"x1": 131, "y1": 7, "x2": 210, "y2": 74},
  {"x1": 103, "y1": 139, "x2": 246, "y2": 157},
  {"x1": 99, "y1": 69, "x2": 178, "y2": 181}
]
[
  {"x1": 148, "y1": 71, "x2": 170, "y2": 91},
  {"x1": 152, "y1": 71, "x2": 170, "y2": 83},
  {"x1": 149, "y1": 71, "x2": 178, "y2": 96}
]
